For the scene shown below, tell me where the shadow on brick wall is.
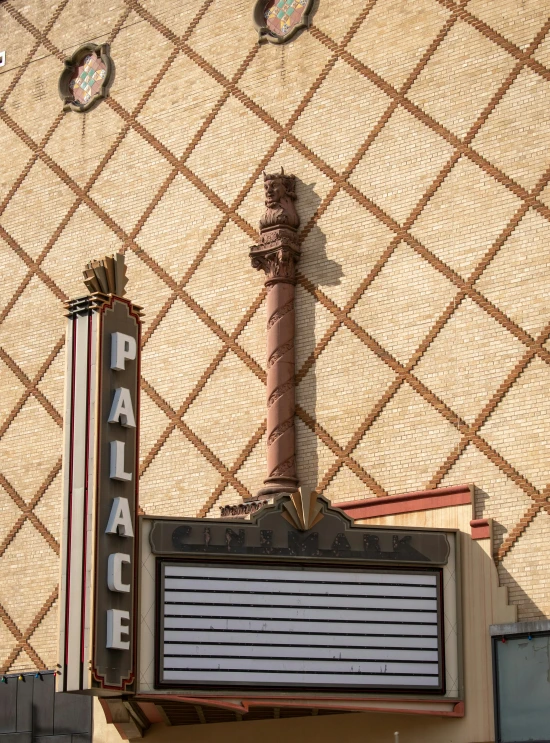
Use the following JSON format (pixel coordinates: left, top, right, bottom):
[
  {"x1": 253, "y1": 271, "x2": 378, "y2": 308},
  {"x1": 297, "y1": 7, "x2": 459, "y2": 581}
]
[
  {"x1": 472, "y1": 484, "x2": 547, "y2": 621},
  {"x1": 295, "y1": 179, "x2": 343, "y2": 500}
]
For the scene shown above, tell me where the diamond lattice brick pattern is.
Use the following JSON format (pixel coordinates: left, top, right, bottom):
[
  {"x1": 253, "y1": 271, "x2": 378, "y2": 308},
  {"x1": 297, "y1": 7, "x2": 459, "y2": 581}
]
[
  {"x1": 0, "y1": 160, "x2": 76, "y2": 262},
  {"x1": 140, "y1": 296, "x2": 224, "y2": 410},
  {"x1": 439, "y1": 444, "x2": 533, "y2": 550},
  {"x1": 139, "y1": 427, "x2": 223, "y2": 517},
  {"x1": 136, "y1": 52, "x2": 225, "y2": 159},
  {"x1": 182, "y1": 351, "x2": 266, "y2": 470},
  {"x1": 0, "y1": 237, "x2": 29, "y2": 318},
  {"x1": 467, "y1": 0, "x2": 550, "y2": 50},
  {"x1": 346, "y1": 0, "x2": 452, "y2": 90},
  {"x1": 349, "y1": 106, "x2": 455, "y2": 226},
  {"x1": 352, "y1": 382, "x2": 463, "y2": 496},
  {"x1": 499, "y1": 511, "x2": 550, "y2": 622},
  {"x1": 349, "y1": 241, "x2": 457, "y2": 365},
  {"x1": 40, "y1": 203, "x2": 123, "y2": 299},
  {"x1": 0, "y1": 398, "x2": 62, "y2": 504},
  {"x1": 413, "y1": 297, "x2": 526, "y2": 424},
  {"x1": 0, "y1": 122, "x2": 33, "y2": 205},
  {"x1": 291, "y1": 58, "x2": 392, "y2": 172},
  {"x1": 297, "y1": 326, "x2": 397, "y2": 447},
  {"x1": 238, "y1": 32, "x2": 333, "y2": 126},
  {"x1": 407, "y1": 20, "x2": 517, "y2": 139},
  {"x1": 186, "y1": 0, "x2": 259, "y2": 80},
  {"x1": 89, "y1": 127, "x2": 174, "y2": 234},
  {"x1": 472, "y1": 68, "x2": 550, "y2": 192},
  {"x1": 298, "y1": 189, "x2": 395, "y2": 310},
  {"x1": 474, "y1": 208, "x2": 550, "y2": 337},
  {"x1": 478, "y1": 357, "x2": 550, "y2": 492},
  {"x1": 185, "y1": 95, "x2": 279, "y2": 206},
  {"x1": 409, "y1": 155, "x2": 522, "y2": 280},
  {"x1": 44, "y1": 103, "x2": 124, "y2": 188},
  {"x1": 0, "y1": 278, "x2": 64, "y2": 378},
  {"x1": 2, "y1": 51, "x2": 65, "y2": 145},
  {"x1": 185, "y1": 221, "x2": 262, "y2": 335},
  {"x1": 1, "y1": 0, "x2": 550, "y2": 673}
]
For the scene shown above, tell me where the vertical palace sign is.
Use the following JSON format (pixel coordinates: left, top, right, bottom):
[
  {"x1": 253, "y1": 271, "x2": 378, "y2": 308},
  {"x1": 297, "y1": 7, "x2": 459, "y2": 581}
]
[{"x1": 58, "y1": 255, "x2": 142, "y2": 694}]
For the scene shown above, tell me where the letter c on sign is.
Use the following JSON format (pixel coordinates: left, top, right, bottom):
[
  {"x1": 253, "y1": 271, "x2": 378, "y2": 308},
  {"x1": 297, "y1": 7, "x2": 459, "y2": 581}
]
[{"x1": 107, "y1": 553, "x2": 131, "y2": 593}]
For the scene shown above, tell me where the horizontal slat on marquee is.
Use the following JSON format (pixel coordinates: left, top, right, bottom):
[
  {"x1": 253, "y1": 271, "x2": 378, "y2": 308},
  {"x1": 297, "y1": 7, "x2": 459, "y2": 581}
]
[
  {"x1": 165, "y1": 577, "x2": 437, "y2": 598},
  {"x1": 165, "y1": 604, "x2": 437, "y2": 623},
  {"x1": 166, "y1": 656, "x2": 436, "y2": 674},
  {"x1": 163, "y1": 670, "x2": 438, "y2": 686},
  {"x1": 164, "y1": 565, "x2": 435, "y2": 584},
  {"x1": 164, "y1": 630, "x2": 439, "y2": 648},
  {"x1": 160, "y1": 564, "x2": 442, "y2": 689},
  {"x1": 163, "y1": 616, "x2": 439, "y2": 636},
  {"x1": 165, "y1": 590, "x2": 436, "y2": 611},
  {"x1": 164, "y1": 644, "x2": 438, "y2": 662}
]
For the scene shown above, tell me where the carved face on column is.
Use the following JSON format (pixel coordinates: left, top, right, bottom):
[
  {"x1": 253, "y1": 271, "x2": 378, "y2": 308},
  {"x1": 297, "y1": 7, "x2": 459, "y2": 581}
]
[
  {"x1": 260, "y1": 171, "x2": 300, "y2": 231},
  {"x1": 264, "y1": 175, "x2": 288, "y2": 207}
]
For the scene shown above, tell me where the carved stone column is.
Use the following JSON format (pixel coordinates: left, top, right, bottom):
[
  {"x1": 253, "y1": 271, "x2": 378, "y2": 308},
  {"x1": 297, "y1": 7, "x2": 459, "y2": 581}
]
[{"x1": 250, "y1": 170, "x2": 300, "y2": 497}]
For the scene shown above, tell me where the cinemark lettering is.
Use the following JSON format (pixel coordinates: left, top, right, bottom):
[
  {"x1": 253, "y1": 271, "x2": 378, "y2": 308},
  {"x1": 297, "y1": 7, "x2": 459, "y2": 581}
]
[{"x1": 58, "y1": 295, "x2": 141, "y2": 694}]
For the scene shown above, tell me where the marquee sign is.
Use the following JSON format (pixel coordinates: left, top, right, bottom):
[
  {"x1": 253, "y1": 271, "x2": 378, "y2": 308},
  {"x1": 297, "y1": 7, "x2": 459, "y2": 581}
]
[
  {"x1": 150, "y1": 497, "x2": 451, "y2": 694},
  {"x1": 158, "y1": 562, "x2": 443, "y2": 691},
  {"x1": 58, "y1": 287, "x2": 141, "y2": 694}
]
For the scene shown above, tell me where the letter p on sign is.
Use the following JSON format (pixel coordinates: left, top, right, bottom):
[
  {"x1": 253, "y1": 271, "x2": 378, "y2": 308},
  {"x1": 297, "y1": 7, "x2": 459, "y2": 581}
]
[{"x1": 111, "y1": 332, "x2": 136, "y2": 371}]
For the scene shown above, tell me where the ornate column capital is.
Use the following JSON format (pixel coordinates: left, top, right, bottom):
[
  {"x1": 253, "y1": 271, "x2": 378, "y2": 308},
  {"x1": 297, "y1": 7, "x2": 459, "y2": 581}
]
[
  {"x1": 250, "y1": 229, "x2": 300, "y2": 285},
  {"x1": 249, "y1": 169, "x2": 301, "y2": 286}
]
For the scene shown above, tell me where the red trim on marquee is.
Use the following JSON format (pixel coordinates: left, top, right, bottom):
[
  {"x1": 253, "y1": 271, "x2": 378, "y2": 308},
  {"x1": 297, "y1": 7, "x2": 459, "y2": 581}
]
[
  {"x1": 135, "y1": 694, "x2": 465, "y2": 720},
  {"x1": 470, "y1": 518, "x2": 491, "y2": 540},
  {"x1": 338, "y1": 484, "x2": 472, "y2": 520},
  {"x1": 137, "y1": 701, "x2": 165, "y2": 724}
]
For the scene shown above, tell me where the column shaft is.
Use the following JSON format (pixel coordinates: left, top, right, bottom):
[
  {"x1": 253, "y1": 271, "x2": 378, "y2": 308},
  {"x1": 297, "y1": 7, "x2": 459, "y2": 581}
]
[{"x1": 260, "y1": 281, "x2": 298, "y2": 495}]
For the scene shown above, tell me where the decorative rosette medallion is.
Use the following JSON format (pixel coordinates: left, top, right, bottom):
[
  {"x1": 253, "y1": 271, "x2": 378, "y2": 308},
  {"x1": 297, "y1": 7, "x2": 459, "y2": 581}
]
[
  {"x1": 253, "y1": 0, "x2": 314, "y2": 44},
  {"x1": 58, "y1": 43, "x2": 112, "y2": 112}
]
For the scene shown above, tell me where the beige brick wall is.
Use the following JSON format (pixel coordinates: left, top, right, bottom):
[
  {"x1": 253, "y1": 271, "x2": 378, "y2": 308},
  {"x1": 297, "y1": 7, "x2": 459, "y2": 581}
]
[{"x1": 0, "y1": 0, "x2": 549, "y2": 672}]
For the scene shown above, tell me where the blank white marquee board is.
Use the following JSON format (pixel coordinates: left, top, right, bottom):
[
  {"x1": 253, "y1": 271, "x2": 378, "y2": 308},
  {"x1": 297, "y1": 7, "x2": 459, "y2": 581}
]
[{"x1": 159, "y1": 563, "x2": 443, "y2": 690}]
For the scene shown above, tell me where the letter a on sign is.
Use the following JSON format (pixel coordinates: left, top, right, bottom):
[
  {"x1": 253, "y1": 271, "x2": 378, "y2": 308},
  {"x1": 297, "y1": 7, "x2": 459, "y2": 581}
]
[
  {"x1": 105, "y1": 497, "x2": 134, "y2": 538},
  {"x1": 108, "y1": 388, "x2": 136, "y2": 428}
]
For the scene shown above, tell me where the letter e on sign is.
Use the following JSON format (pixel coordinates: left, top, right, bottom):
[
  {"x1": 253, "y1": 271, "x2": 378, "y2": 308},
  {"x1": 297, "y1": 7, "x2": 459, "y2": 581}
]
[{"x1": 106, "y1": 609, "x2": 130, "y2": 650}]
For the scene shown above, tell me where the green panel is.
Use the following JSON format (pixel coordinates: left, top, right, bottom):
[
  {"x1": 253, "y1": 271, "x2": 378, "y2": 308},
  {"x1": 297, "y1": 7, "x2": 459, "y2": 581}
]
[{"x1": 496, "y1": 634, "x2": 550, "y2": 742}]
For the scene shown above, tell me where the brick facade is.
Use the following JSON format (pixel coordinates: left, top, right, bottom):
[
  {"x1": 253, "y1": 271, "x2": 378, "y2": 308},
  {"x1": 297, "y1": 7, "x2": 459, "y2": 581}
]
[{"x1": 0, "y1": 0, "x2": 549, "y2": 673}]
